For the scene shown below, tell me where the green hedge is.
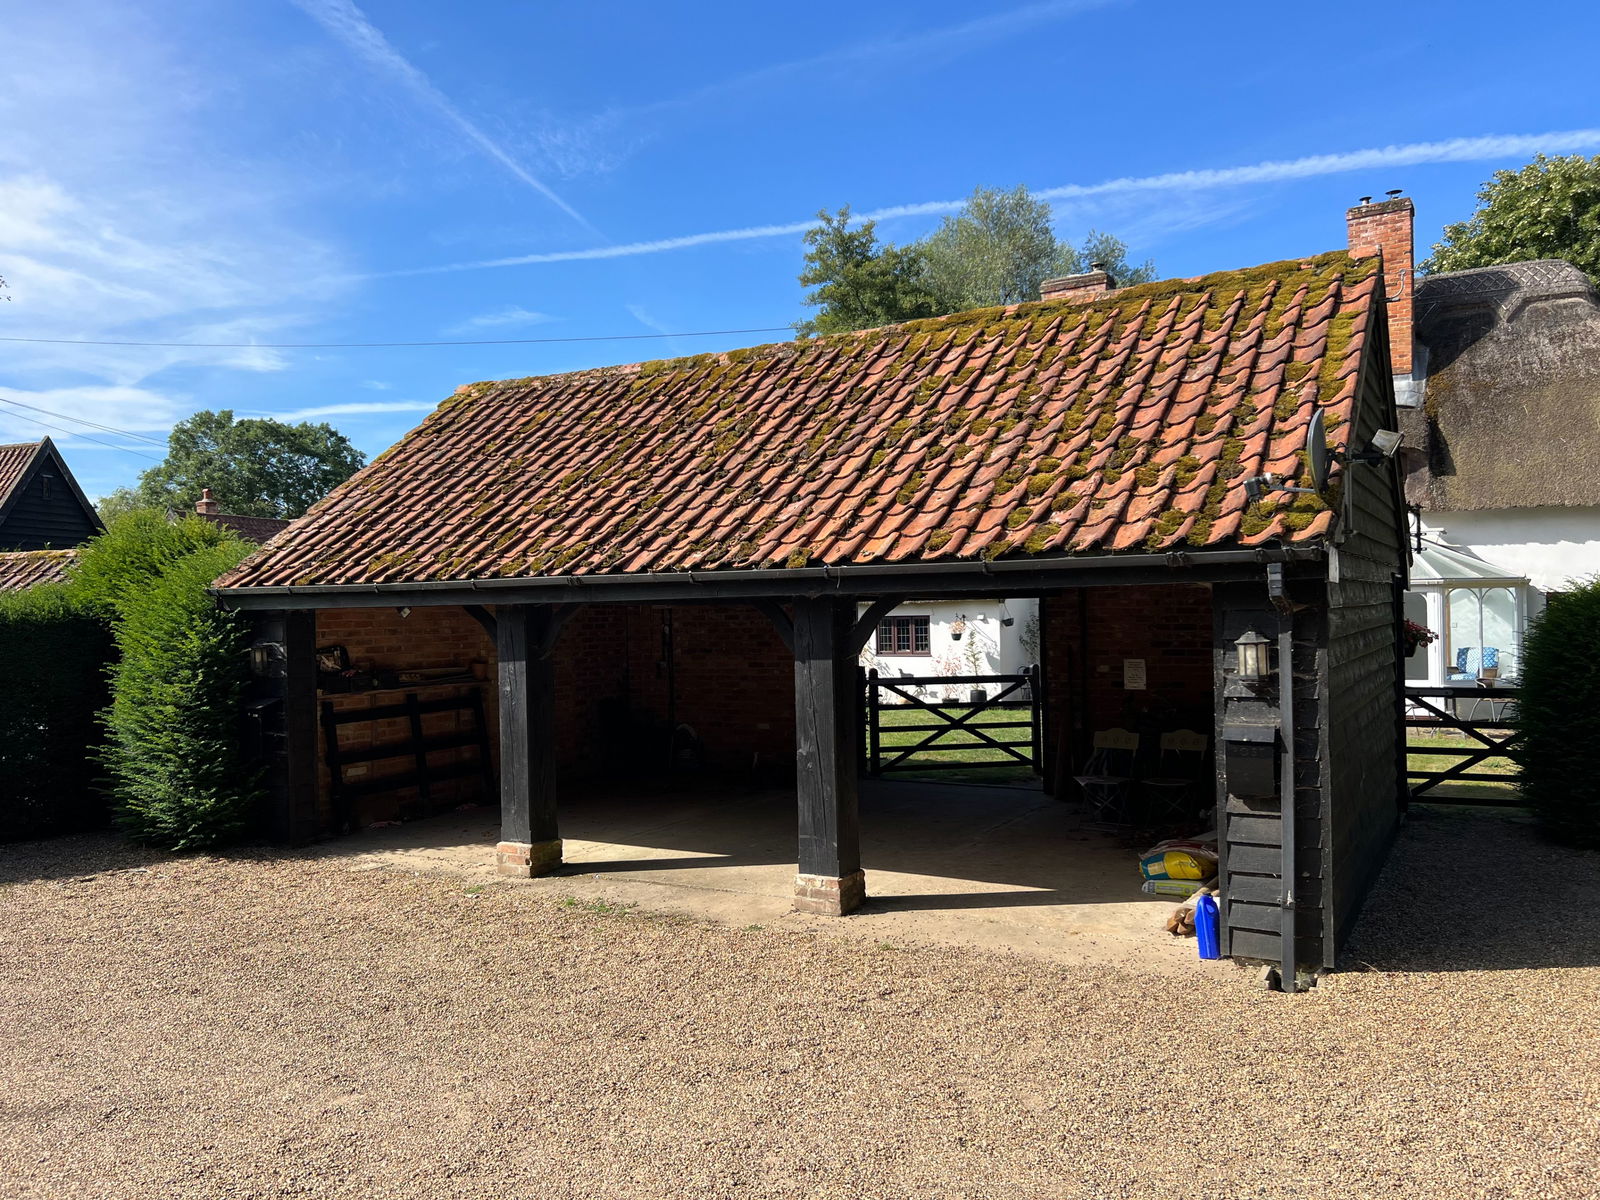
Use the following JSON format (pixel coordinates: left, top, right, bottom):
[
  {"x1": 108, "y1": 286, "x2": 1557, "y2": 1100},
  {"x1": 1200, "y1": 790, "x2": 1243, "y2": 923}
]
[
  {"x1": 1516, "y1": 578, "x2": 1600, "y2": 848},
  {"x1": 100, "y1": 541, "x2": 258, "y2": 849},
  {"x1": 0, "y1": 584, "x2": 113, "y2": 840}
]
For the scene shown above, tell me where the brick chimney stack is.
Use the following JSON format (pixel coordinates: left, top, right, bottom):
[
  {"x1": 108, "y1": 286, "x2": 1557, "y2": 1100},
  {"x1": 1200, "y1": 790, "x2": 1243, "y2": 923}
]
[
  {"x1": 1346, "y1": 193, "x2": 1415, "y2": 376},
  {"x1": 195, "y1": 487, "x2": 220, "y2": 516},
  {"x1": 1040, "y1": 263, "x2": 1115, "y2": 304}
]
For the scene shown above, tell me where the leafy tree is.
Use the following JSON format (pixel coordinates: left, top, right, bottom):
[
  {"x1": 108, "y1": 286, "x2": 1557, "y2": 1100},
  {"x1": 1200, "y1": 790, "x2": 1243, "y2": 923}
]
[
  {"x1": 93, "y1": 486, "x2": 155, "y2": 527},
  {"x1": 796, "y1": 207, "x2": 944, "y2": 335},
  {"x1": 1059, "y1": 229, "x2": 1157, "y2": 288},
  {"x1": 1423, "y1": 154, "x2": 1600, "y2": 281},
  {"x1": 919, "y1": 185, "x2": 1065, "y2": 309},
  {"x1": 134, "y1": 409, "x2": 365, "y2": 519},
  {"x1": 798, "y1": 188, "x2": 1156, "y2": 333}
]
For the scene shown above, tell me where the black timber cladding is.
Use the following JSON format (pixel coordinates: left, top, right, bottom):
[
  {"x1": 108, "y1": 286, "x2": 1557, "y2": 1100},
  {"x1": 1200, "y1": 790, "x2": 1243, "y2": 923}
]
[
  {"x1": 1323, "y1": 304, "x2": 1408, "y2": 956},
  {"x1": 0, "y1": 440, "x2": 103, "y2": 552}
]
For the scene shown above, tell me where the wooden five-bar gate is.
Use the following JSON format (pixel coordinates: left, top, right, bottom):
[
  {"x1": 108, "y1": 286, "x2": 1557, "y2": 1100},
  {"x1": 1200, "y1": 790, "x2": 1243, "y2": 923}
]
[
  {"x1": 864, "y1": 666, "x2": 1042, "y2": 777},
  {"x1": 1404, "y1": 685, "x2": 1520, "y2": 804}
]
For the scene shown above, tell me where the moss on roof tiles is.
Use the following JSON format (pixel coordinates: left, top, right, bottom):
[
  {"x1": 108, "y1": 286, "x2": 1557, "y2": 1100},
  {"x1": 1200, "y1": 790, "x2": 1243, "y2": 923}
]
[{"x1": 214, "y1": 251, "x2": 1381, "y2": 590}]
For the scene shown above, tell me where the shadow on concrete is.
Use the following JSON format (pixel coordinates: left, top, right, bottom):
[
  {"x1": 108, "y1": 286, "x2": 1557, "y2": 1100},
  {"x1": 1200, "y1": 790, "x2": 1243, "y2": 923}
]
[{"x1": 1342, "y1": 805, "x2": 1600, "y2": 973}]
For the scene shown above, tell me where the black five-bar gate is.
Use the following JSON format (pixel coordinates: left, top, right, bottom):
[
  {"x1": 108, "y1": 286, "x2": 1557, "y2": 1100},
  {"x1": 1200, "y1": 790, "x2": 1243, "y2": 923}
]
[{"x1": 865, "y1": 667, "x2": 1042, "y2": 776}]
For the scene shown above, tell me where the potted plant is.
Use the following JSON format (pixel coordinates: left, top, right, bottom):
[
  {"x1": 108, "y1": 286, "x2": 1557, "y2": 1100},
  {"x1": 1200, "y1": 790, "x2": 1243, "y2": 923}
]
[{"x1": 1403, "y1": 619, "x2": 1438, "y2": 658}]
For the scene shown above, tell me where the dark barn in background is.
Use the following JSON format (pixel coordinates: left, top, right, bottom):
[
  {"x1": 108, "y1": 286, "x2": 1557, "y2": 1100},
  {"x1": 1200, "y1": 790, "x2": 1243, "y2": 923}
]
[
  {"x1": 0, "y1": 438, "x2": 103, "y2": 553},
  {"x1": 215, "y1": 236, "x2": 1409, "y2": 986}
]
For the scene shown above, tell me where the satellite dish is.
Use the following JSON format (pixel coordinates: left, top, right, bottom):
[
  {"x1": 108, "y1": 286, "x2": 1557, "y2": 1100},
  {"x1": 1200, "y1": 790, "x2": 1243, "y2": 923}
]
[{"x1": 1305, "y1": 408, "x2": 1330, "y2": 493}]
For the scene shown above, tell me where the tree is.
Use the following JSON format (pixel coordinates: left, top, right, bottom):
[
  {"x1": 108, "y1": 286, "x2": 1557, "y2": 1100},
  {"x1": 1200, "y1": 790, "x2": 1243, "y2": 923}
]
[
  {"x1": 797, "y1": 189, "x2": 1157, "y2": 334},
  {"x1": 133, "y1": 409, "x2": 365, "y2": 519},
  {"x1": 796, "y1": 208, "x2": 944, "y2": 335},
  {"x1": 1423, "y1": 154, "x2": 1600, "y2": 281},
  {"x1": 93, "y1": 487, "x2": 154, "y2": 526},
  {"x1": 919, "y1": 185, "x2": 1064, "y2": 309},
  {"x1": 1059, "y1": 229, "x2": 1156, "y2": 288}
]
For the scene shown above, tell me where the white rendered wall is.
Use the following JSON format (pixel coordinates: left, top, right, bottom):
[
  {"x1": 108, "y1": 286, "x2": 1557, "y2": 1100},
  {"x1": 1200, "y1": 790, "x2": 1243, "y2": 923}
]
[
  {"x1": 858, "y1": 598, "x2": 1041, "y2": 680},
  {"x1": 1425, "y1": 507, "x2": 1600, "y2": 594}
]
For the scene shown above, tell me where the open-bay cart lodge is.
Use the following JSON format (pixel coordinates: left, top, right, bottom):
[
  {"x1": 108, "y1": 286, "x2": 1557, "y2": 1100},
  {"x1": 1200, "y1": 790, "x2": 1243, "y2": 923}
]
[{"x1": 213, "y1": 204, "x2": 1413, "y2": 984}]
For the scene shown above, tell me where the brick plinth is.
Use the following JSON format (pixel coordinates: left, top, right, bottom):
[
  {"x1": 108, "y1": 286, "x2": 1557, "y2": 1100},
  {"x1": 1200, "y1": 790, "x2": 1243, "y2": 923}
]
[
  {"x1": 794, "y1": 870, "x2": 866, "y2": 916},
  {"x1": 495, "y1": 839, "x2": 563, "y2": 878}
]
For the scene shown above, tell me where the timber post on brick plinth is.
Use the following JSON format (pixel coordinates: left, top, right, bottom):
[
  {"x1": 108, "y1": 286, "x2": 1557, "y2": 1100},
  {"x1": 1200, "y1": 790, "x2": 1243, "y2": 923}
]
[
  {"x1": 791, "y1": 595, "x2": 865, "y2": 915},
  {"x1": 495, "y1": 604, "x2": 571, "y2": 878}
]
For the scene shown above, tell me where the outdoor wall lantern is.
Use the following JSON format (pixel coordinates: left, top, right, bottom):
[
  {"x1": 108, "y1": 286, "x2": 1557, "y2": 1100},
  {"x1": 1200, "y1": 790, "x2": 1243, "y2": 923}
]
[
  {"x1": 1234, "y1": 628, "x2": 1272, "y2": 681},
  {"x1": 249, "y1": 641, "x2": 286, "y2": 679}
]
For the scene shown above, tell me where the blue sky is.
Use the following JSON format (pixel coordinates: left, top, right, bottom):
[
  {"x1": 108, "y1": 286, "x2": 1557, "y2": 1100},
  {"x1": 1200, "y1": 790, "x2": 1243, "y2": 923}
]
[{"x1": 3, "y1": 0, "x2": 1598, "y2": 501}]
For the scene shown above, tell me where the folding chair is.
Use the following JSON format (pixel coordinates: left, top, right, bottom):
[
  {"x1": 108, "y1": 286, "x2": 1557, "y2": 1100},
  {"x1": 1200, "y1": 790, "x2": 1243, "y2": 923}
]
[
  {"x1": 1141, "y1": 730, "x2": 1210, "y2": 824},
  {"x1": 1072, "y1": 728, "x2": 1140, "y2": 824}
]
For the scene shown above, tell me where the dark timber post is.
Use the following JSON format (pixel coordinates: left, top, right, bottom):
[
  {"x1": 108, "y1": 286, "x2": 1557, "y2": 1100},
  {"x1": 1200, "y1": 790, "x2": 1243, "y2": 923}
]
[
  {"x1": 495, "y1": 605, "x2": 563, "y2": 877},
  {"x1": 792, "y1": 595, "x2": 865, "y2": 915},
  {"x1": 281, "y1": 610, "x2": 319, "y2": 842}
]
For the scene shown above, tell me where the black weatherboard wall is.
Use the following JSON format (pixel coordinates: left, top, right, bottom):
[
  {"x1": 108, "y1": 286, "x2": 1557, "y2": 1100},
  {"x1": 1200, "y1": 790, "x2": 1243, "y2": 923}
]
[
  {"x1": 0, "y1": 440, "x2": 103, "y2": 551},
  {"x1": 1213, "y1": 302, "x2": 1407, "y2": 972}
]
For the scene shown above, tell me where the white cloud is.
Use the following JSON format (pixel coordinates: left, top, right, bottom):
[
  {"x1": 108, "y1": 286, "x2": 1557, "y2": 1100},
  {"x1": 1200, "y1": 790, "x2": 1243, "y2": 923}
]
[
  {"x1": 381, "y1": 129, "x2": 1600, "y2": 278},
  {"x1": 0, "y1": 8, "x2": 347, "y2": 447},
  {"x1": 288, "y1": 0, "x2": 593, "y2": 229},
  {"x1": 360, "y1": 380, "x2": 393, "y2": 390},
  {"x1": 273, "y1": 400, "x2": 437, "y2": 421},
  {"x1": 444, "y1": 306, "x2": 556, "y2": 334},
  {"x1": 0, "y1": 385, "x2": 182, "y2": 460}
]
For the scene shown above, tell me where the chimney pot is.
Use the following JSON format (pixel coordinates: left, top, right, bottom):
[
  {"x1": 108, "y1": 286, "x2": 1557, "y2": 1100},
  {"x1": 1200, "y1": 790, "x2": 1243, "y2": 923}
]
[
  {"x1": 1346, "y1": 194, "x2": 1415, "y2": 377},
  {"x1": 195, "y1": 487, "x2": 220, "y2": 516},
  {"x1": 1041, "y1": 268, "x2": 1116, "y2": 303}
]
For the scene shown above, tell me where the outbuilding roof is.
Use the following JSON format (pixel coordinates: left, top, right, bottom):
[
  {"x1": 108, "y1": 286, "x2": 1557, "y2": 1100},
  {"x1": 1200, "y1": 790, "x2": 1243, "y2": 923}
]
[
  {"x1": 0, "y1": 548, "x2": 77, "y2": 591},
  {"x1": 217, "y1": 250, "x2": 1381, "y2": 591}
]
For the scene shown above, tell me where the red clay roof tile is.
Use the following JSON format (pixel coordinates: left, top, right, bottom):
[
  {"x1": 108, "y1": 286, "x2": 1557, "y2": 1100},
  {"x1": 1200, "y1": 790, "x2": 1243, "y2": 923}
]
[{"x1": 217, "y1": 251, "x2": 1381, "y2": 590}]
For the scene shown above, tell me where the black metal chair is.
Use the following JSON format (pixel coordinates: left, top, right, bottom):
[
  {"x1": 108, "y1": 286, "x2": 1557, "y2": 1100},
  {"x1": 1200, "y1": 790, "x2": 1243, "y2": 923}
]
[
  {"x1": 1072, "y1": 728, "x2": 1139, "y2": 824},
  {"x1": 1140, "y1": 729, "x2": 1209, "y2": 824}
]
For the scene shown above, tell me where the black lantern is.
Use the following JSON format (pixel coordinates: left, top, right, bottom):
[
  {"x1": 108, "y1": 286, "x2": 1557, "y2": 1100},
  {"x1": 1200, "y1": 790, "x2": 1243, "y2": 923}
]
[{"x1": 1234, "y1": 629, "x2": 1272, "y2": 681}]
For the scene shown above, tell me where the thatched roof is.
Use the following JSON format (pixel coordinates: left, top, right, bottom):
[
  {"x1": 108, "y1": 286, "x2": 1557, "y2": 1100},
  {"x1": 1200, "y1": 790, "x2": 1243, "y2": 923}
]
[{"x1": 1403, "y1": 259, "x2": 1600, "y2": 511}]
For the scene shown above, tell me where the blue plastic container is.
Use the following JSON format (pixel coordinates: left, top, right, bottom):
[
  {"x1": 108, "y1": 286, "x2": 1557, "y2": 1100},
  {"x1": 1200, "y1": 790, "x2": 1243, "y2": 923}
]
[{"x1": 1195, "y1": 894, "x2": 1221, "y2": 960}]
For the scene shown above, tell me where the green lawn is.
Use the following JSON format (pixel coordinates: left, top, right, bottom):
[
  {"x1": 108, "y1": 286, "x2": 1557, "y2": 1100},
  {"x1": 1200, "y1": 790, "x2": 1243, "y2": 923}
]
[
  {"x1": 1408, "y1": 729, "x2": 1523, "y2": 805},
  {"x1": 870, "y1": 703, "x2": 1040, "y2": 785}
]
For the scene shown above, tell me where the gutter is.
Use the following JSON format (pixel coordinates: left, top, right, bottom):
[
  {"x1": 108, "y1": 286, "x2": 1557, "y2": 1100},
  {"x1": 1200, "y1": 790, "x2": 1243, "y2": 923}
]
[{"x1": 210, "y1": 545, "x2": 1326, "y2": 608}]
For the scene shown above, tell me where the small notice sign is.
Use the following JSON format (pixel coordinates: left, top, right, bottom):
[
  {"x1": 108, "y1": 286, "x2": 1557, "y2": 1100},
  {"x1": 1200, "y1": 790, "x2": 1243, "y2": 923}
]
[{"x1": 1123, "y1": 658, "x2": 1147, "y2": 690}]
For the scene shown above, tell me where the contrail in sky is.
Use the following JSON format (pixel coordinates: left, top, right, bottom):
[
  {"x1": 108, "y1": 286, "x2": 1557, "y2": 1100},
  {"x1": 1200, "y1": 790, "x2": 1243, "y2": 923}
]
[
  {"x1": 290, "y1": 0, "x2": 593, "y2": 230},
  {"x1": 380, "y1": 130, "x2": 1600, "y2": 278}
]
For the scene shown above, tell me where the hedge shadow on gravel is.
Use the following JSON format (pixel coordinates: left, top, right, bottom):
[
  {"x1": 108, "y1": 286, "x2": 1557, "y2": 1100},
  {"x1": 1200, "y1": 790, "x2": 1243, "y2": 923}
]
[{"x1": 1341, "y1": 808, "x2": 1600, "y2": 973}]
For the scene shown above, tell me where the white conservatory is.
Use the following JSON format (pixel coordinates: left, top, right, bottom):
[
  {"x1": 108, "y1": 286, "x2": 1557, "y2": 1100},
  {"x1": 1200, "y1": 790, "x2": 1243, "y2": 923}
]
[{"x1": 1404, "y1": 539, "x2": 1536, "y2": 687}]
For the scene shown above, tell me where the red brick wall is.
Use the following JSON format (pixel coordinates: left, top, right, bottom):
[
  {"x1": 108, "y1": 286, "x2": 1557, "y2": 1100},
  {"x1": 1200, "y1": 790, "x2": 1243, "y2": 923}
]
[
  {"x1": 314, "y1": 606, "x2": 498, "y2": 827},
  {"x1": 309, "y1": 603, "x2": 797, "y2": 828},
  {"x1": 1042, "y1": 584, "x2": 1213, "y2": 786}
]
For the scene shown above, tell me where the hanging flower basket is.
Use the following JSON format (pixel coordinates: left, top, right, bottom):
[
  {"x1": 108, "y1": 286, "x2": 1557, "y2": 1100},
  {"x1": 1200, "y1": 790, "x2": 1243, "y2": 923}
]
[{"x1": 1403, "y1": 619, "x2": 1438, "y2": 658}]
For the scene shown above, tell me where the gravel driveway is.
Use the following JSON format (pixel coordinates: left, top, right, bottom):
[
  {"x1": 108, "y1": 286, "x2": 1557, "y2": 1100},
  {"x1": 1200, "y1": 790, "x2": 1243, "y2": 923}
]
[{"x1": 3, "y1": 807, "x2": 1596, "y2": 1199}]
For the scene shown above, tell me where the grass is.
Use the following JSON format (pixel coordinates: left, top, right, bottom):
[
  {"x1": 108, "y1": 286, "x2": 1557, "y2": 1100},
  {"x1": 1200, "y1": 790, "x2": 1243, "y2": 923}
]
[
  {"x1": 1407, "y1": 728, "x2": 1523, "y2": 806},
  {"x1": 871, "y1": 703, "x2": 1040, "y2": 785}
]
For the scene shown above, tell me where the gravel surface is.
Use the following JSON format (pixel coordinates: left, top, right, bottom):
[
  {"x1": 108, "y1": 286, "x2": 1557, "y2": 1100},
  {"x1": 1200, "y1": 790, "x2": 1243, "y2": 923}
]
[{"x1": 3, "y1": 807, "x2": 1597, "y2": 1200}]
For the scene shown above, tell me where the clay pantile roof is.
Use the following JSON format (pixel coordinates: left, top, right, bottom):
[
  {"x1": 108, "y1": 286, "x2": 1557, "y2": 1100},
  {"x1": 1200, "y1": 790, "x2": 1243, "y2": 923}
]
[
  {"x1": 196, "y1": 511, "x2": 293, "y2": 544},
  {"x1": 0, "y1": 548, "x2": 77, "y2": 591},
  {"x1": 0, "y1": 441, "x2": 44, "y2": 504},
  {"x1": 217, "y1": 251, "x2": 1381, "y2": 591}
]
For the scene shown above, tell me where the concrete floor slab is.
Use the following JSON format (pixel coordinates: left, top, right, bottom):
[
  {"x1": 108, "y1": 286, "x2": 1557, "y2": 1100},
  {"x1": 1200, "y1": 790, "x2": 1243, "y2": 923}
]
[{"x1": 328, "y1": 778, "x2": 1219, "y2": 977}]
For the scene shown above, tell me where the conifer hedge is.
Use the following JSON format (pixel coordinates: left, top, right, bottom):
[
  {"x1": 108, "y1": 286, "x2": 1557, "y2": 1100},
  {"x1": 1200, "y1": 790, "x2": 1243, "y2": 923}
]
[
  {"x1": 98, "y1": 539, "x2": 258, "y2": 849},
  {"x1": 0, "y1": 584, "x2": 112, "y2": 840},
  {"x1": 1515, "y1": 577, "x2": 1600, "y2": 848}
]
